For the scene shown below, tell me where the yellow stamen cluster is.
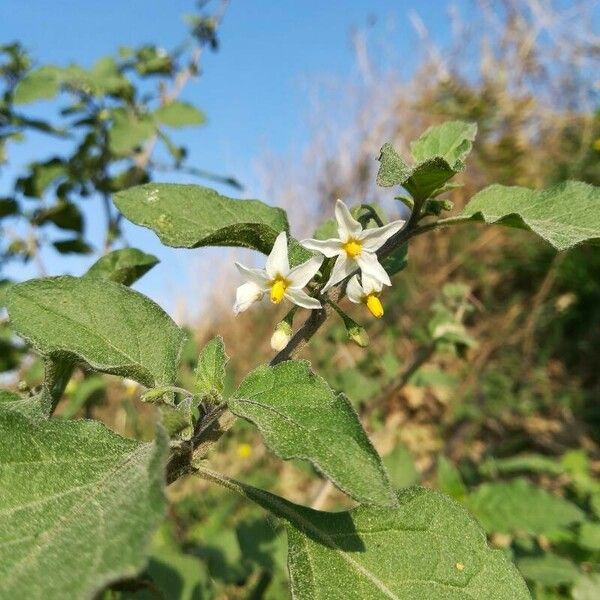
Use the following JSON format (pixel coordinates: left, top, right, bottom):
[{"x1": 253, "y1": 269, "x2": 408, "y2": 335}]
[
  {"x1": 342, "y1": 238, "x2": 362, "y2": 258},
  {"x1": 270, "y1": 277, "x2": 288, "y2": 304},
  {"x1": 364, "y1": 294, "x2": 384, "y2": 318}
]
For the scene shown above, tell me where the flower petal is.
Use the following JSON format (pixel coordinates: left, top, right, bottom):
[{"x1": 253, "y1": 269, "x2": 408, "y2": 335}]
[
  {"x1": 360, "y1": 219, "x2": 406, "y2": 251},
  {"x1": 284, "y1": 288, "x2": 322, "y2": 310},
  {"x1": 287, "y1": 255, "x2": 323, "y2": 289},
  {"x1": 300, "y1": 238, "x2": 342, "y2": 258},
  {"x1": 234, "y1": 282, "x2": 264, "y2": 314},
  {"x1": 346, "y1": 275, "x2": 364, "y2": 304},
  {"x1": 266, "y1": 231, "x2": 290, "y2": 279},
  {"x1": 322, "y1": 254, "x2": 355, "y2": 291},
  {"x1": 361, "y1": 272, "x2": 384, "y2": 295},
  {"x1": 335, "y1": 199, "x2": 362, "y2": 240},
  {"x1": 235, "y1": 262, "x2": 270, "y2": 288},
  {"x1": 356, "y1": 251, "x2": 391, "y2": 287}
]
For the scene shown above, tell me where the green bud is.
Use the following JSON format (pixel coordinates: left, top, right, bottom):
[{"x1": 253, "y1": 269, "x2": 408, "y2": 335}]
[{"x1": 347, "y1": 324, "x2": 370, "y2": 348}]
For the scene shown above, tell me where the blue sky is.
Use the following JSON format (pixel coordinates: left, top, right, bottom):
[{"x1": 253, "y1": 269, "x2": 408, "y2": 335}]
[{"x1": 1, "y1": 0, "x2": 458, "y2": 315}]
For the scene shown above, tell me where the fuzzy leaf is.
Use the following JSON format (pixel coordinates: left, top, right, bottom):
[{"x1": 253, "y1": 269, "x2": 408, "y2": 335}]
[
  {"x1": 86, "y1": 248, "x2": 159, "y2": 286},
  {"x1": 109, "y1": 108, "x2": 155, "y2": 156},
  {"x1": 6, "y1": 276, "x2": 186, "y2": 388},
  {"x1": 13, "y1": 66, "x2": 62, "y2": 104},
  {"x1": 410, "y1": 121, "x2": 477, "y2": 168},
  {"x1": 114, "y1": 183, "x2": 290, "y2": 257},
  {"x1": 377, "y1": 122, "x2": 476, "y2": 201},
  {"x1": 203, "y1": 471, "x2": 530, "y2": 600},
  {"x1": 194, "y1": 336, "x2": 228, "y2": 396},
  {"x1": 459, "y1": 181, "x2": 600, "y2": 251},
  {"x1": 228, "y1": 360, "x2": 396, "y2": 507},
  {"x1": 0, "y1": 407, "x2": 167, "y2": 599},
  {"x1": 465, "y1": 479, "x2": 584, "y2": 535}
]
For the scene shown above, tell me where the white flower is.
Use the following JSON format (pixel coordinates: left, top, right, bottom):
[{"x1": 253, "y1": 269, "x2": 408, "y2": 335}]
[
  {"x1": 301, "y1": 199, "x2": 405, "y2": 292},
  {"x1": 346, "y1": 273, "x2": 385, "y2": 318},
  {"x1": 234, "y1": 232, "x2": 323, "y2": 314}
]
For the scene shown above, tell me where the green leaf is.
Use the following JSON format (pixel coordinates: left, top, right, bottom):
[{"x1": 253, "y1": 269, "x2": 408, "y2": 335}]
[
  {"x1": 410, "y1": 121, "x2": 477, "y2": 169},
  {"x1": 194, "y1": 336, "x2": 228, "y2": 397},
  {"x1": 114, "y1": 183, "x2": 290, "y2": 256},
  {"x1": 382, "y1": 444, "x2": 419, "y2": 489},
  {"x1": 479, "y1": 454, "x2": 565, "y2": 477},
  {"x1": 154, "y1": 101, "x2": 206, "y2": 128},
  {"x1": 33, "y1": 202, "x2": 83, "y2": 233},
  {"x1": 579, "y1": 521, "x2": 600, "y2": 551},
  {"x1": 459, "y1": 181, "x2": 600, "y2": 251},
  {"x1": 109, "y1": 108, "x2": 155, "y2": 156},
  {"x1": 436, "y1": 456, "x2": 468, "y2": 501},
  {"x1": 0, "y1": 198, "x2": 19, "y2": 218},
  {"x1": 85, "y1": 248, "x2": 159, "y2": 286},
  {"x1": 53, "y1": 238, "x2": 93, "y2": 254},
  {"x1": 229, "y1": 360, "x2": 396, "y2": 507},
  {"x1": 377, "y1": 122, "x2": 476, "y2": 202},
  {"x1": 573, "y1": 573, "x2": 600, "y2": 600},
  {"x1": 0, "y1": 407, "x2": 167, "y2": 598},
  {"x1": 201, "y1": 469, "x2": 530, "y2": 600},
  {"x1": 517, "y1": 554, "x2": 580, "y2": 586},
  {"x1": 381, "y1": 243, "x2": 408, "y2": 277},
  {"x1": 13, "y1": 65, "x2": 62, "y2": 104},
  {"x1": 6, "y1": 276, "x2": 186, "y2": 388},
  {"x1": 465, "y1": 479, "x2": 584, "y2": 535}
]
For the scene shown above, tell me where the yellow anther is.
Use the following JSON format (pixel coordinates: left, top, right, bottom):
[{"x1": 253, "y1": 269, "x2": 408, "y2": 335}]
[
  {"x1": 455, "y1": 562, "x2": 465, "y2": 571},
  {"x1": 365, "y1": 294, "x2": 384, "y2": 318},
  {"x1": 270, "y1": 278, "x2": 288, "y2": 304},
  {"x1": 342, "y1": 238, "x2": 362, "y2": 258}
]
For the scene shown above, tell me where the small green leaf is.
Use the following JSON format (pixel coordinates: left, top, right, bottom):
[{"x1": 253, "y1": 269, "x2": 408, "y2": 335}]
[
  {"x1": 202, "y1": 470, "x2": 530, "y2": 600},
  {"x1": 465, "y1": 479, "x2": 584, "y2": 535},
  {"x1": 0, "y1": 407, "x2": 167, "y2": 598},
  {"x1": 377, "y1": 122, "x2": 477, "y2": 201},
  {"x1": 194, "y1": 336, "x2": 228, "y2": 397},
  {"x1": 459, "y1": 181, "x2": 600, "y2": 251},
  {"x1": 61, "y1": 376, "x2": 105, "y2": 419},
  {"x1": 479, "y1": 454, "x2": 565, "y2": 477},
  {"x1": 86, "y1": 248, "x2": 159, "y2": 286},
  {"x1": 436, "y1": 456, "x2": 468, "y2": 501},
  {"x1": 410, "y1": 121, "x2": 477, "y2": 169},
  {"x1": 52, "y1": 238, "x2": 93, "y2": 254},
  {"x1": 517, "y1": 554, "x2": 580, "y2": 586},
  {"x1": 33, "y1": 202, "x2": 83, "y2": 233},
  {"x1": 381, "y1": 243, "x2": 408, "y2": 277},
  {"x1": 13, "y1": 65, "x2": 62, "y2": 104},
  {"x1": 155, "y1": 101, "x2": 206, "y2": 128},
  {"x1": 6, "y1": 276, "x2": 186, "y2": 388},
  {"x1": 114, "y1": 183, "x2": 290, "y2": 257},
  {"x1": 228, "y1": 360, "x2": 396, "y2": 507},
  {"x1": 0, "y1": 198, "x2": 19, "y2": 218},
  {"x1": 109, "y1": 108, "x2": 155, "y2": 156}
]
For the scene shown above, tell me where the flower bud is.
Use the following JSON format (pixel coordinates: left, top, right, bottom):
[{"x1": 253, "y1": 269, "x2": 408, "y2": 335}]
[
  {"x1": 347, "y1": 324, "x2": 370, "y2": 348},
  {"x1": 270, "y1": 321, "x2": 293, "y2": 351}
]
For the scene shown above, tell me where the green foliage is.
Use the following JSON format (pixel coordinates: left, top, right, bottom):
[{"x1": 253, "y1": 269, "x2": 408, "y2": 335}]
[
  {"x1": 459, "y1": 181, "x2": 600, "y2": 251},
  {"x1": 377, "y1": 121, "x2": 477, "y2": 201},
  {"x1": 6, "y1": 276, "x2": 186, "y2": 388},
  {"x1": 229, "y1": 360, "x2": 396, "y2": 506},
  {"x1": 114, "y1": 183, "x2": 291, "y2": 256},
  {"x1": 517, "y1": 554, "x2": 580, "y2": 587},
  {"x1": 465, "y1": 479, "x2": 584, "y2": 535},
  {"x1": 0, "y1": 407, "x2": 167, "y2": 599},
  {"x1": 194, "y1": 336, "x2": 228, "y2": 397},
  {"x1": 207, "y1": 471, "x2": 529, "y2": 600},
  {"x1": 85, "y1": 248, "x2": 159, "y2": 286}
]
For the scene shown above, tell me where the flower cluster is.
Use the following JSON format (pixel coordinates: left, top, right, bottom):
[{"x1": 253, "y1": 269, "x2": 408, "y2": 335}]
[{"x1": 234, "y1": 199, "x2": 405, "y2": 337}]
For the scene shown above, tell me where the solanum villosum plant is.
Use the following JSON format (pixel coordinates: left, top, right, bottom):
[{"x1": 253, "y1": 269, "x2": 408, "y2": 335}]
[{"x1": 2, "y1": 120, "x2": 600, "y2": 599}]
